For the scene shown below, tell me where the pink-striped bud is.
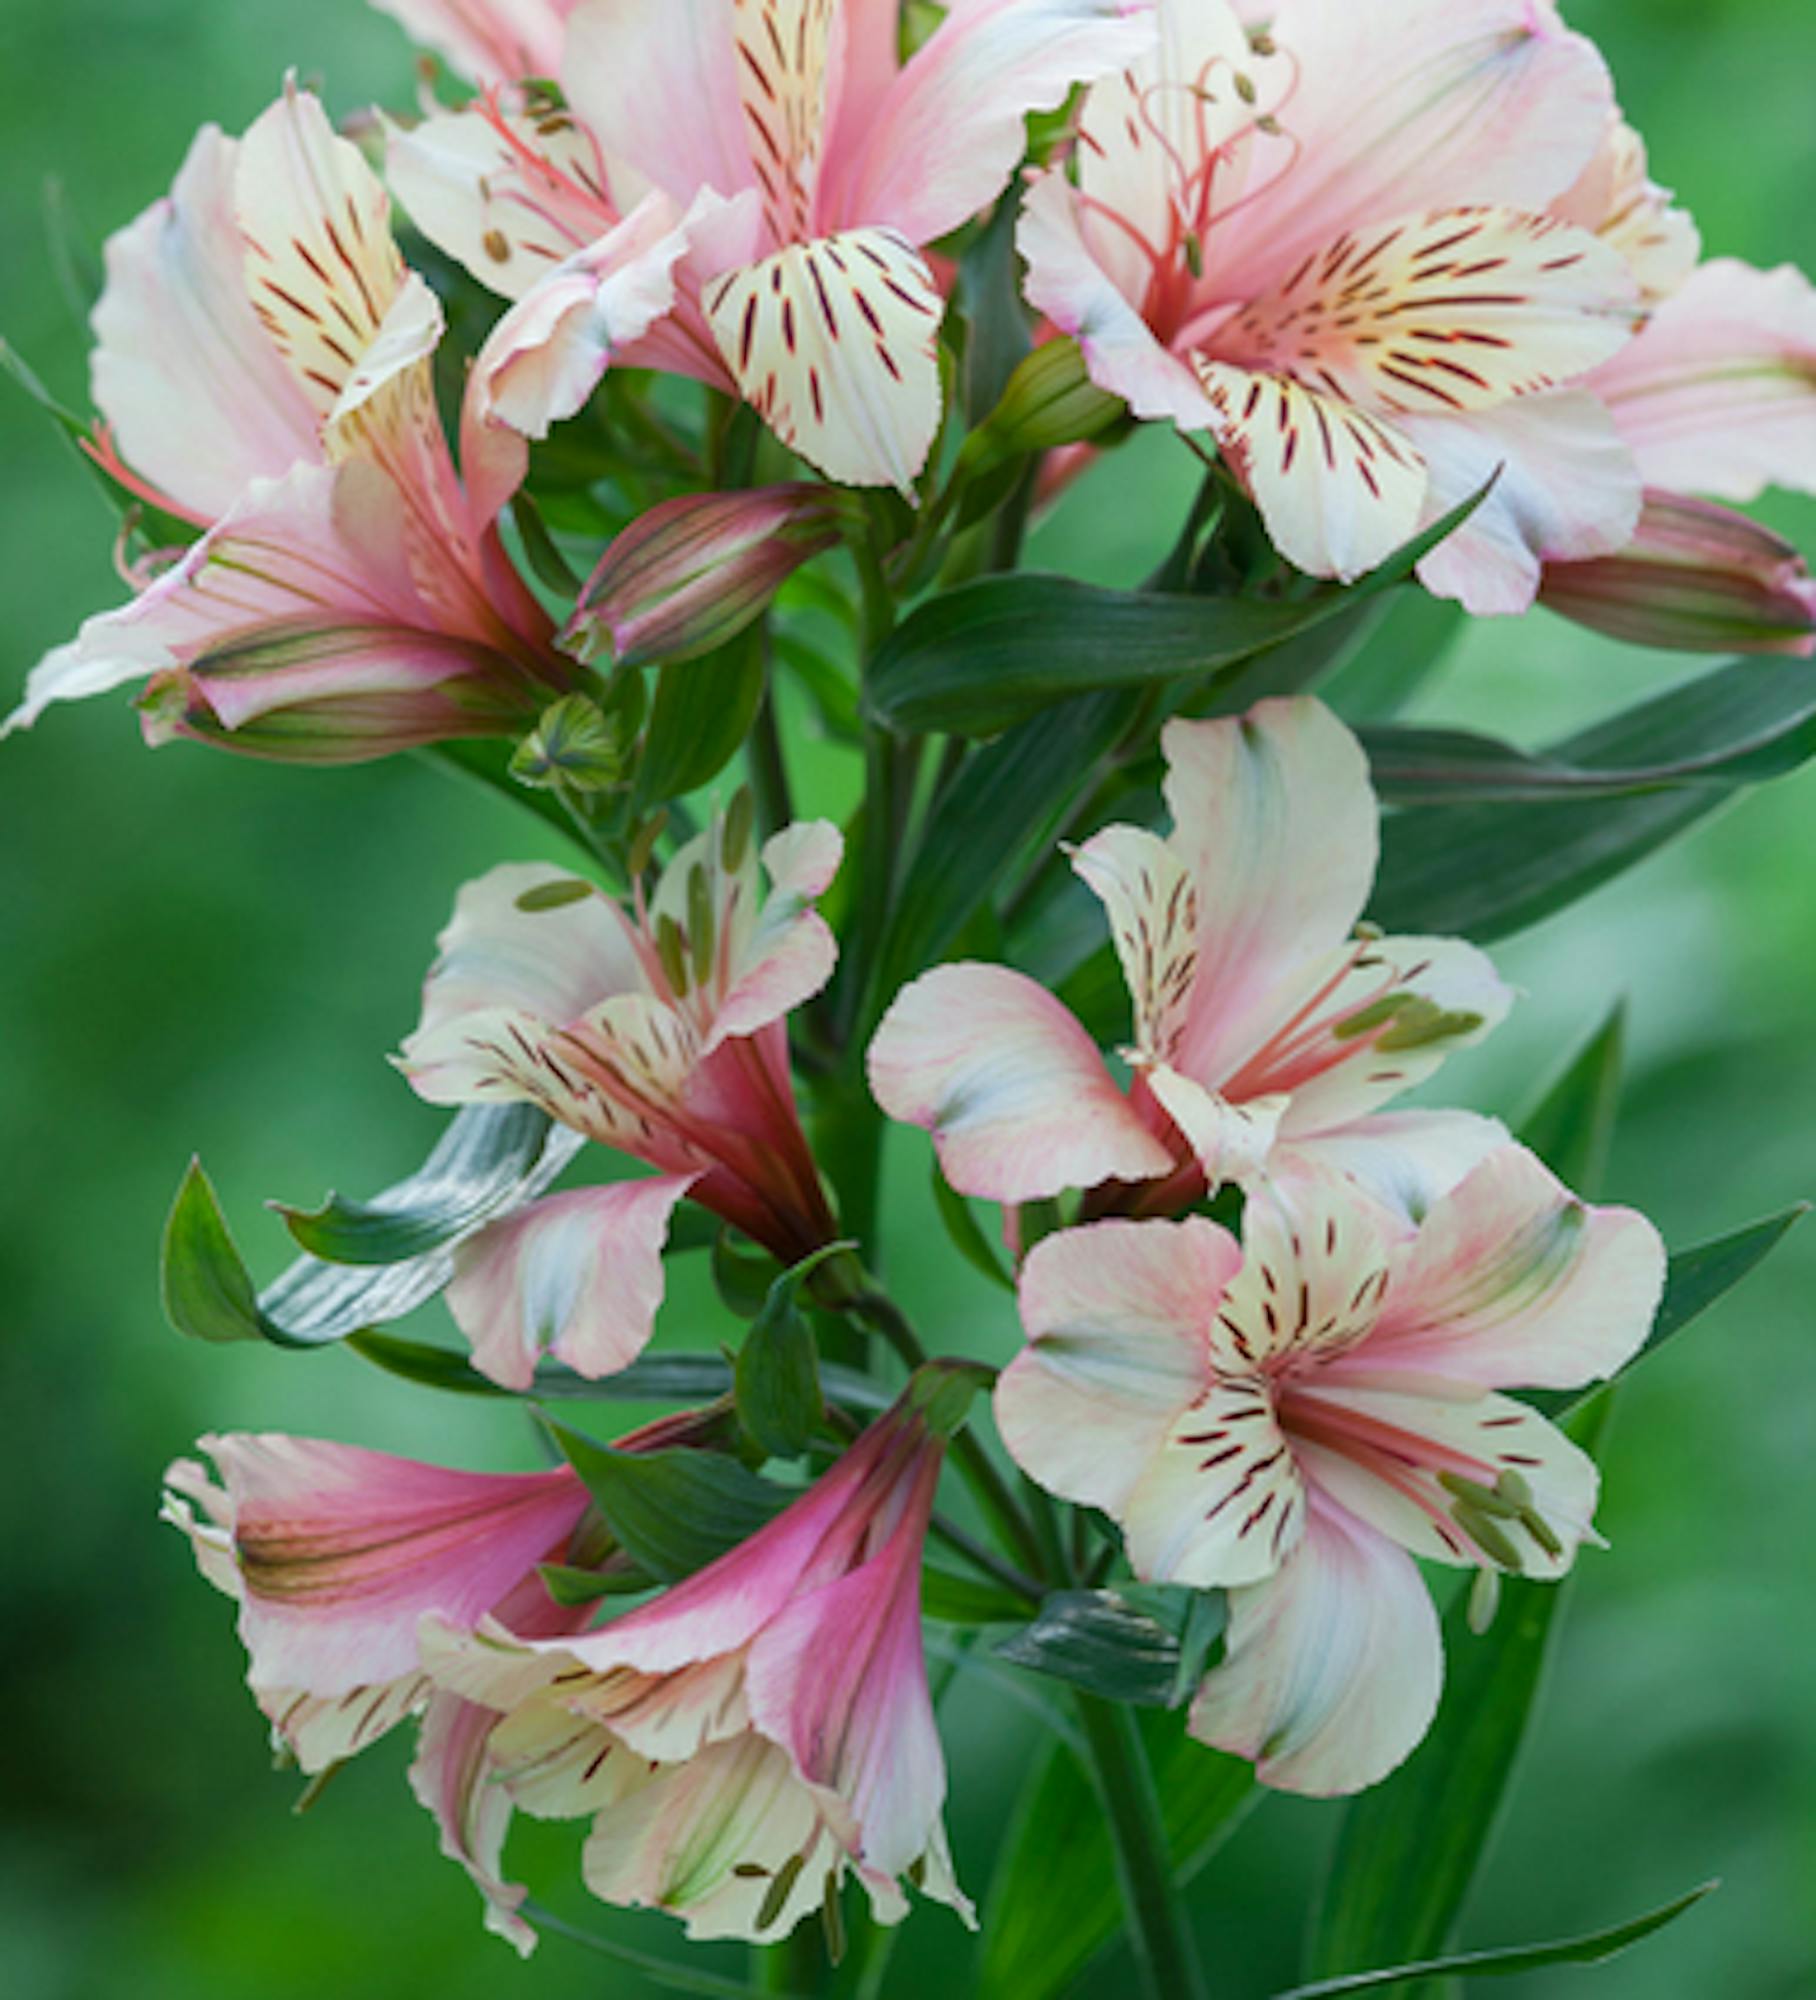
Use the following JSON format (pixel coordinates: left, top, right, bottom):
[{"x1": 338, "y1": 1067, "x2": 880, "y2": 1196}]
[
  {"x1": 564, "y1": 487, "x2": 852, "y2": 670},
  {"x1": 1541, "y1": 493, "x2": 1816, "y2": 657}
]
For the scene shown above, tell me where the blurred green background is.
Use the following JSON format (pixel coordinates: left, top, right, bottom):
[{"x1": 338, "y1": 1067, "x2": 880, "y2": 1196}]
[{"x1": 2, "y1": 3, "x2": 1813, "y2": 1996}]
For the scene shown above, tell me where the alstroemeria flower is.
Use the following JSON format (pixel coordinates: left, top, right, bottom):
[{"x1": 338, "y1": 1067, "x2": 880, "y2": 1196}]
[
  {"x1": 419, "y1": 1393, "x2": 971, "y2": 1943},
  {"x1": 386, "y1": 0, "x2": 1156, "y2": 491},
  {"x1": 4, "y1": 85, "x2": 573, "y2": 761},
  {"x1": 870, "y1": 698, "x2": 1511, "y2": 1222},
  {"x1": 369, "y1": 0, "x2": 578, "y2": 85},
  {"x1": 996, "y1": 1150, "x2": 1665, "y2": 1793},
  {"x1": 401, "y1": 811, "x2": 842, "y2": 1386},
  {"x1": 1020, "y1": 0, "x2": 1648, "y2": 609}
]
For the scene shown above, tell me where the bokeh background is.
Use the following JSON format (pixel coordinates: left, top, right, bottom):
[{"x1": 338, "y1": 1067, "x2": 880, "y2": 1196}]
[{"x1": 2, "y1": 3, "x2": 1812, "y2": 1996}]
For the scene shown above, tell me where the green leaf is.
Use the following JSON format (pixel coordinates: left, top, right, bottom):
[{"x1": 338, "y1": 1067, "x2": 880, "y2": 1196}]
[
  {"x1": 980, "y1": 1710, "x2": 1255, "y2": 2000},
  {"x1": 1517, "y1": 1002, "x2": 1627, "y2": 1195},
  {"x1": 1281, "y1": 1881, "x2": 1717, "y2": 1997},
  {"x1": 161, "y1": 1159, "x2": 266, "y2": 1344},
  {"x1": 958, "y1": 185, "x2": 1033, "y2": 426},
  {"x1": 1306, "y1": 1397, "x2": 1615, "y2": 1995},
  {"x1": 633, "y1": 623, "x2": 766, "y2": 808},
  {"x1": 548, "y1": 1425, "x2": 794, "y2": 1583},
  {"x1": 277, "y1": 1105, "x2": 583, "y2": 1265},
  {"x1": 865, "y1": 500, "x2": 1472, "y2": 739},
  {"x1": 1369, "y1": 655, "x2": 1816, "y2": 940},
  {"x1": 1545, "y1": 1206, "x2": 1808, "y2": 1420},
  {"x1": 734, "y1": 1249, "x2": 840, "y2": 1460},
  {"x1": 993, "y1": 1588, "x2": 1216, "y2": 1708},
  {"x1": 922, "y1": 1566, "x2": 1032, "y2": 1626},
  {"x1": 1322, "y1": 594, "x2": 1467, "y2": 725},
  {"x1": 929, "y1": 1160, "x2": 1015, "y2": 1293},
  {"x1": 711, "y1": 1228, "x2": 783, "y2": 1318},
  {"x1": 536, "y1": 1561, "x2": 654, "y2": 1606}
]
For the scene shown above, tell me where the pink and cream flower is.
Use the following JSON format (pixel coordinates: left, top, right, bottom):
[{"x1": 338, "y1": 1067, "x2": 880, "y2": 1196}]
[
  {"x1": 419, "y1": 1394, "x2": 972, "y2": 1942},
  {"x1": 401, "y1": 811, "x2": 842, "y2": 1387},
  {"x1": 4, "y1": 85, "x2": 573, "y2": 760},
  {"x1": 369, "y1": 0, "x2": 580, "y2": 86},
  {"x1": 996, "y1": 1149, "x2": 1665, "y2": 1794},
  {"x1": 1019, "y1": 0, "x2": 1650, "y2": 610},
  {"x1": 386, "y1": 0, "x2": 1157, "y2": 492},
  {"x1": 870, "y1": 697, "x2": 1511, "y2": 1224}
]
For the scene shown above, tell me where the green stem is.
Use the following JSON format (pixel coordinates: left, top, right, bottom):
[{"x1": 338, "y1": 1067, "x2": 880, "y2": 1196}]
[
  {"x1": 1072, "y1": 1693, "x2": 1209, "y2": 2000},
  {"x1": 752, "y1": 1923, "x2": 824, "y2": 1996},
  {"x1": 929, "y1": 1512, "x2": 1043, "y2": 1606},
  {"x1": 747, "y1": 669, "x2": 794, "y2": 840}
]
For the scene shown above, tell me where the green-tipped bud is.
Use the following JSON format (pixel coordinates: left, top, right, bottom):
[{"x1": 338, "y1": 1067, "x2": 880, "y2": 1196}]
[
  {"x1": 967, "y1": 337, "x2": 1127, "y2": 466},
  {"x1": 509, "y1": 692, "x2": 628, "y2": 793},
  {"x1": 904, "y1": 1359, "x2": 997, "y2": 1438}
]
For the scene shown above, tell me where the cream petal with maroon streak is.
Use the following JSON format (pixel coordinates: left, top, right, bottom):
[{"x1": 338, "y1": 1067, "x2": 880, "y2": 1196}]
[
  {"x1": 707, "y1": 229, "x2": 944, "y2": 492},
  {"x1": 1141, "y1": 1065, "x2": 1286, "y2": 1190},
  {"x1": 234, "y1": 86, "x2": 407, "y2": 421},
  {"x1": 1069, "y1": 824, "x2": 1199, "y2": 1060},
  {"x1": 1194, "y1": 364, "x2": 1429, "y2": 581},
  {"x1": 1187, "y1": 1497, "x2": 1443, "y2": 1796},
  {"x1": 408, "y1": 1693, "x2": 538, "y2": 1955},
  {"x1": 728, "y1": 0, "x2": 841, "y2": 242},
  {"x1": 1550, "y1": 115, "x2": 1700, "y2": 306},
  {"x1": 867, "y1": 963, "x2": 1174, "y2": 1204},
  {"x1": 997, "y1": 1218, "x2": 1239, "y2": 1517}
]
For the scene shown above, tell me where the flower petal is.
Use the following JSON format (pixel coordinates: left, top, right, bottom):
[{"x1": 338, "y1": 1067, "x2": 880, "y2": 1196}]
[
  {"x1": 1590, "y1": 258, "x2": 1816, "y2": 503},
  {"x1": 445, "y1": 1176, "x2": 698, "y2": 1389},
  {"x1": 89, "y1": 123, "x2": 319, "y2": 520},
  {"x1": 1187, "y1": 1498, "x2": 1442, "y2": 1796},
  {"x1": 708, "y1": 821, "x2": 844, "y2": 1048},
  {"x1": 1371, "y1": 1144, "x2": 1666, "y2": 1391},
  {"x1": 867, "y1": 964, "x2": 1175, "y2": 1203},
  {"x1": 407, "y1": 1693, "x2": 537, "y2": 1955},
  {"x1": 1407, "y1": 388, "x2": 1643, "y2": 616},
  {"x1": 826, "y1": 0, "x2": 1159, "y2": 247},
  {"x1": 1069, "y1": 823, "x2": 1200, "y2": 1060},
  {"x1": 1142, "y1": 1065, "x2": 1287, "y2": 1190},
  {"x1": 1549, "y1": 114, "x2": 1700, "y2": 306},
  {"x1": 998, "y1": 1217, "x2": 1237, "y2": 1514},
  {"x1": 371, "y1": 0, "x2": 574, "y2": 85},
  {"x1": 1282, "y1": 1108, "x2": 1512, "y2": 1223}
]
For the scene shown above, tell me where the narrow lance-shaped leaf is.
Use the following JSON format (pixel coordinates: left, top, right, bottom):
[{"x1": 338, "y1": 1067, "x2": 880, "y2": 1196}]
[
  {"x1": 734, "y1": 1244, "x2": 848, "y2": 1460},
  {"x1": 632, "y1": 622, "x2": 766, "y2": 809},
  {"x1": 1277, "y1": 1881, "x2": 1717, "y2": 1998},
  {"x1": 864, "y1": 491, "x2": 1487, "y2": 738},
  {"x1": 992, "y1": 1587, "x2": 1225, "y2": 1709},
  {"x1": 929, "y1": 1160, "x2": 1015, "y2": 1294}
]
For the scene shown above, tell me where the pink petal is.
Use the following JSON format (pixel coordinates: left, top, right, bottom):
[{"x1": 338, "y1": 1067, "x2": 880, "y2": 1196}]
[
  {"x1": 999, "y1": 1217, "x2": 1238, "y2": 1513},
  {"x1": 1590, "y1": 258, "x2": 1816, "y2": 503},
  {"x1": 1018, "y1": 171, "x2": 1219, "y2": 430},
  {"x1": 370, "y1": 0, "x2": 575, "y2": 84},
  {"x1": 1371, "y1": 1144, "x2": 1666, "y2": 1390},
  {"x1": 445, "y1": 1176, "x2": 697, "y2": 1389},
  {"x1": 825, "y1": 0, "x2": 1158, "y2": 247},
  {"x1": 1141, "y1": 1065, "x2": 1287, "y2": 1189},
  {"x1": 1409, "y1": 389, "x2": 1643, "y2": 615},
  {"x1": 407, "y1": 1693, "x2": 537, "y2": 1955},
  {"x1": 1549, "y1": 114, "x2": 1700, "y2": 306},
  {"x1": 1188, "y1": 1498, "x2": 1442, "y2": 1796},
  {"x1": 708, "y1": 821, "x2": 845, "y2": 1048},
  {"x1": 1281, "y1": 1108, "x2": 1512, "y2": 1223},
  {"x1": 1159, "y1": 700, "x2": 1379, "y2": 1085},
  {"x1": 1218, "y1": 0, "x2": 1613, "y2": 297},
  {"x1": 867, "y1": 964, "x2": 1175, "y2": 1203},
  {"x1": 89, "y1": 123, "x2": 319, "y2": 520},
  {"x1": 175, "y1": 1434, "x2": 591, "y2": 1696}
]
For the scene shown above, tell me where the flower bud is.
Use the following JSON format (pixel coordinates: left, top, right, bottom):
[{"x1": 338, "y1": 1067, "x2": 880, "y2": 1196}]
[
  {"x1": 563, "y1": 487, "x2": 852, "y2": 670},
  {"x1": 965, "y1": 337, "x2": 1127, "y2": 467},
  {"x1": 1540, "y1": 493, "x2": 1816, "y2": 657},
  {"x1": 136, "y1": 631, "x2": 553, "y2": 765}
]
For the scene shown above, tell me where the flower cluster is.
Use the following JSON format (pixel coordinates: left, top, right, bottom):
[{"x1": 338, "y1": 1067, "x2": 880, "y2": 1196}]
[{"x1": 12, "y1": 0, "x2": 1814, "y2": 1982}]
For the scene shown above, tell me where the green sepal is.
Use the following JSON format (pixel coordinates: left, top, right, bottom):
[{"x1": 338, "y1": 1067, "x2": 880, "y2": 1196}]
[
  {"x1": 734, "y1": 1245, "x2": 850, "y2": 1460},
  {"x1": 903, "y1": 1359, "x2": 996, "y2": 1440},
  {"x1": 547, "y1": 1424, "x2": 795, "y2": 1584},
  {"x1": 712, "y1": 1229, "x2": 782, "y2": 1319},
  {"x1": 161, "y1": 1158, "x2": 266, "y2": 1344}
]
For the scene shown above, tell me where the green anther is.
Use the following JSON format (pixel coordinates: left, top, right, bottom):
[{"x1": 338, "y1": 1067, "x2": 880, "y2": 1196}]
[
  {"x1": 1376, "y1": 1005, "x2": 1485, "y2": 1053},
  {"x1": 1184, "y1": 231, "x2": 1205, "y2": 279},
  {"x1": 1519, "y1": 1507, "x2": 1564, "y2": 1560},
  {"x1": 514, "y1": 877, "x2": 595, "y2": 913},
  {"x1": 1250, "y1": 31, "x2": 1277, "y2": 56},
  {"x1": 656, "y1": 912, "x2": 690, "y2": 994},
  {"x1": 1495, "y1": 1468, "x2": 1535, "y2": 1510},
  {"x1": 732, "y1": 1862, "x2": 770, "y2": 1880},
  {"x1": 687, "y1": 863, "x2": 716, "y2": 984},
  {"x1": 722, "y1": 787, "x2": 755, "y2": 873},
  {"x1": 1439, "y1": 1469, "x2": 1522, "y2": 1519},
  {"x1": 820, "y1": 1868, "x2": 847, "y2": 1964},
  {"x1": 1453, "y1": 1501, "x2": 1524, "y2": 1572},
  {"x1": 627, "y1": 808, "x2": 668, "y2": 881},
  {"x1": 755, "y1": 1850, "x2": 806, "y2": 1932},
  {"x1": 1234, "y1": 69, "x2": 1258, "y2": 105},
  {"x1": 1334, "y1": 992, "x2": 1412, "y2": 1040},
  {"x1": 1468, "y1": 1564, "x2": 1502, "y2": 1636}
]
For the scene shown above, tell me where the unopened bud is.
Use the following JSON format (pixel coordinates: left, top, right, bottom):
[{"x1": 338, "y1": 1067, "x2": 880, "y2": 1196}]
[
  {"x1": 509, "y1": 692, "x2": 627, "y2": 793},
  {"x1": 1541, "y1": 492, "x2": 1816, "y2": 658},
  {"x1": 563, "y1": 487, "x2": 854, "y2": 670},
  {"x1": 966, "y1": 338, "x2": 1127, "y2": 468}
]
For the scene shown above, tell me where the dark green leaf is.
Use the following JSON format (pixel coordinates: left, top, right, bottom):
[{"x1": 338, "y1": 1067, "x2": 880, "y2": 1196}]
[
  {"x1": 865, "y1": 493, "x2": 1482, "y2": 738},
  {"x1": 1322, "y1": 594, "x2": 1467, "y2": 725},
  {"x1": 959, "y1": 186, "x2": 1033, "y2": 426},
  {"x1": 994, "y1": 1588, "x2": 1190, "y2": 1707},
  {"x1": 980, "y1": 1708, "x2": 1255, "y2": 2000},
  {"x1": 922, "y1": 1566, "x2": 1032, "y2": 1625},
  {"x1": 537, "y1": 1561, "x2": 654, "y2": 1606},
  {"x1": 712, "y1": 1228, "x2": 783, "y2": 1318},
  {"x1": 1517, "y1": 1002, "x2": 1626, "y2": 1195},
  {"x1": 929, "y1": 1160, "x2": 1015, "y2": 1293},
  {"x1": 1544, "y1": 1207, "x2": 1808, "y2": 1420},
  {"x1": 1282, "y1": 1881, "x2": 1716, "y2": 1997},
  {"x1": 1308, "y1": 1397, "x2": 1615, "y2": 1992},
  {"x1": 277, "y1": 1105, "x2": 582, "y2": 1265},
  {"x1": 734, "y1": 1249, "x2": 838, "y2": 1460},
  {"x1": 633, "y1": 623, "x2": 765, "y2": 808},
  {"x1": 161, "y1": 1159, "x2": 265, "y2": 1344},
  {"x1": 1370, "y1": 655, "x2": 1816, "y2": 941},
  {"x1": 549, "y1": 1425, "x2": 794, "y2": 1583}
]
